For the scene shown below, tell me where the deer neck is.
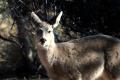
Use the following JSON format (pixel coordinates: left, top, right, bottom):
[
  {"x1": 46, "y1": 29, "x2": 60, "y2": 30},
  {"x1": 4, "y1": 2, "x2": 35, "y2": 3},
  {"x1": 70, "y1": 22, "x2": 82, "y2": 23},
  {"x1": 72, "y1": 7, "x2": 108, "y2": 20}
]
[
  {"x1": 46, "y1": 40, "x2": 59, "y2": 66},
  {"x1": 47, "y1": 40, "x2": 56, "y2": 53}
]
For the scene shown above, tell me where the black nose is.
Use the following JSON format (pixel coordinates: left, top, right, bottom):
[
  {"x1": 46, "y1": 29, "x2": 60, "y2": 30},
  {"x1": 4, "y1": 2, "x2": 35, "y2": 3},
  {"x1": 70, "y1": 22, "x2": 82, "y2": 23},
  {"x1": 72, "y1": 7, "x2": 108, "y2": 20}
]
[{"x1": 40, "y1": 38, "x2": 46, "y2": 44}]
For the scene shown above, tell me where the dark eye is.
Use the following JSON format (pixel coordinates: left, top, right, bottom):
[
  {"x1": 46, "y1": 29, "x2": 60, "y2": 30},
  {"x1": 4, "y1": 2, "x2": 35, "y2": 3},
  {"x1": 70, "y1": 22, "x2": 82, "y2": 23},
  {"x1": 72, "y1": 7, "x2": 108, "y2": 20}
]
[
  {"x1": 37, "y1": 29, "x2": 43, "y2": 35},
  {"x1": 48, "y1": 31, "x2": 51, "y2": 33}
]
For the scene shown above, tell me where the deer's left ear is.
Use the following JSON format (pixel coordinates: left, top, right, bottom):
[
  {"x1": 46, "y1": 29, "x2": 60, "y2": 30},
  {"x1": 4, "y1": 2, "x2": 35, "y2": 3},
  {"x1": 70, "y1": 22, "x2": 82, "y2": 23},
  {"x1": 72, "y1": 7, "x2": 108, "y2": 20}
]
[{"x1": 53, "y1": 11, "x2": 63, "y2": 28}]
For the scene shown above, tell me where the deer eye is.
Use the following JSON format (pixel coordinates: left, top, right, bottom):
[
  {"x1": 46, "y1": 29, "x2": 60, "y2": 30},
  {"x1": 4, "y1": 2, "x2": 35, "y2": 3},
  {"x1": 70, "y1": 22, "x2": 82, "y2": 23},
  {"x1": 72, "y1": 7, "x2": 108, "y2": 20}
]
[
  {"x1": 37, "y1": 29, "x2": 43, "y2": 35},
  {"x1": 48, "y1": 31, "x2": 51, "y2": 33}
]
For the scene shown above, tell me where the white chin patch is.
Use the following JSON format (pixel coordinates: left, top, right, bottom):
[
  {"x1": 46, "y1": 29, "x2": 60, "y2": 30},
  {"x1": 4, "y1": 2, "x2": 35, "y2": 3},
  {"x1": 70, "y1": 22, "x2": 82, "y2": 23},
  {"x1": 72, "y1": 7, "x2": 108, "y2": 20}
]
[{"x1": 43, "y1": 44, "x2": 49, "y2": 48}]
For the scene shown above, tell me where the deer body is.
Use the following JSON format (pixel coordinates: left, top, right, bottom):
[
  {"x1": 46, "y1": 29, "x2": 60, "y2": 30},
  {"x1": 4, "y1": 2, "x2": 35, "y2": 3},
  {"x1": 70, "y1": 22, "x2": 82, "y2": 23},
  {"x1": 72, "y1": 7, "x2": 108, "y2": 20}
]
[{"x1": 31, "y1": 11, "x2": 120, "y2": 80}]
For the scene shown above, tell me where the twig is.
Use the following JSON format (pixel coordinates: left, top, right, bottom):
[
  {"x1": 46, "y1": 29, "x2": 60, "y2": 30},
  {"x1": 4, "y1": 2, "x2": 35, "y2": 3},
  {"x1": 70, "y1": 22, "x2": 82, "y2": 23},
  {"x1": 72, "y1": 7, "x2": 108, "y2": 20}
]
[{"x1": 0, "y1": 34, "x2": 21, "y2": 48}]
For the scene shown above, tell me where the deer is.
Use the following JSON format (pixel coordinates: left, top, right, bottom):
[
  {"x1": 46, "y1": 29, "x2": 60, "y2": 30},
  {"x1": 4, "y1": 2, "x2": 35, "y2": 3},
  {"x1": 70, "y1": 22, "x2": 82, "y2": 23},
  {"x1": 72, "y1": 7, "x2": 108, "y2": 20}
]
[{"x1": 31, "y1": 11, "x2": 120, "y2": 80}]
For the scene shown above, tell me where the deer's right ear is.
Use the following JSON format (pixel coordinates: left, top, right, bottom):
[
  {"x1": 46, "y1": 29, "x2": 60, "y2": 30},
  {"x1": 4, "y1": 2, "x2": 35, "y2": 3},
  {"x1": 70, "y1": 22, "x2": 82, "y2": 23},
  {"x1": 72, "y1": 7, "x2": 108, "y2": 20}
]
[
  {"x1": 53, "y1": 11, "x2": 63, "y2": 28},
  {"x1": 31, "y1": 12, "x2": 43, "y2": 24}
]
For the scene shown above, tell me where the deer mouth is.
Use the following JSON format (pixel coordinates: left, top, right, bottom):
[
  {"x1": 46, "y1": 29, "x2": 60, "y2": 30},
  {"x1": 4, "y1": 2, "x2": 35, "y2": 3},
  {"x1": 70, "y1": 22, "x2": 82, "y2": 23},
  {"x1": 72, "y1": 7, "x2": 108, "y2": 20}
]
[{"x1": 39, "y1": 38, "x2": 46, "y2": 45}]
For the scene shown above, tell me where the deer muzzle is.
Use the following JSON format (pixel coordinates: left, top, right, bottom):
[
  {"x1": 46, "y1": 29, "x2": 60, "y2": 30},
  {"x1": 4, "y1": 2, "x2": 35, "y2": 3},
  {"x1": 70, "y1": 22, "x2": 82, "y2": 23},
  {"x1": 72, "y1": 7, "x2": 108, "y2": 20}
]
[{"x1": 39, "y1": 38, "x2": 46, "y2": 45}]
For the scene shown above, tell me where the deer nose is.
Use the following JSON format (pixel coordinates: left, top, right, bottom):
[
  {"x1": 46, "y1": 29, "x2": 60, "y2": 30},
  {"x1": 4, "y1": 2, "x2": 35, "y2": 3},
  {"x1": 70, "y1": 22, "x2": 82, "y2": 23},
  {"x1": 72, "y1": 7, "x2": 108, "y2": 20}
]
[{"x1": 40, "y1": 38, "x2": 46, "y2": 44}]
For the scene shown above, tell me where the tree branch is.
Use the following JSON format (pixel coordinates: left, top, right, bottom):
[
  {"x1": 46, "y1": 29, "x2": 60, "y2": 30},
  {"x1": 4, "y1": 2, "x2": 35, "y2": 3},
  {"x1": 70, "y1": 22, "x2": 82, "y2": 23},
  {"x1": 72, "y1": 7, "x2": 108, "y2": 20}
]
[{"x1": 0, "y1": 34, "x2": 21, "y2": 48}]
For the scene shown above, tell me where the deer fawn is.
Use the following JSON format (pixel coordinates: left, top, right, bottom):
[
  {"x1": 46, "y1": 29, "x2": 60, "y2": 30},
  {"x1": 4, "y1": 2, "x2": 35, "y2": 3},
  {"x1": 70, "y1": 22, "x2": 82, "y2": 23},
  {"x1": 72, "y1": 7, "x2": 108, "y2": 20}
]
[{"x1": 31, "y1": 11, "x2": 120, "y2": 80}]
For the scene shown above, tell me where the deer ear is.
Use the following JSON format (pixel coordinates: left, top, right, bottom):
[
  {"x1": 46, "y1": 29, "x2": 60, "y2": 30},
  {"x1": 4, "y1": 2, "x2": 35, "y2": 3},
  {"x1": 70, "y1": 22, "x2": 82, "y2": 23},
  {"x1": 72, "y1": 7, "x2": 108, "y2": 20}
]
[
  {"x1": 53, "y1": 11, "x2": 63, "y2": 28},
  {"x1": 31, "y1": 12, "x2": 43, "y2": 24}
]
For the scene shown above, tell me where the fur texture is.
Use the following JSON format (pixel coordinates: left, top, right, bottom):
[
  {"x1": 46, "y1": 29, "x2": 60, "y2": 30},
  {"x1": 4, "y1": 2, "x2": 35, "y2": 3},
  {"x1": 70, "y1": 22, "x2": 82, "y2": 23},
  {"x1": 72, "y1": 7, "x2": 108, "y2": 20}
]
[
  {"x1": 31, "y1": 11, "x2": 120, "y2": 80},
  {"x1": 36, "y1": 35, "x2": 120, "y2": 80}
]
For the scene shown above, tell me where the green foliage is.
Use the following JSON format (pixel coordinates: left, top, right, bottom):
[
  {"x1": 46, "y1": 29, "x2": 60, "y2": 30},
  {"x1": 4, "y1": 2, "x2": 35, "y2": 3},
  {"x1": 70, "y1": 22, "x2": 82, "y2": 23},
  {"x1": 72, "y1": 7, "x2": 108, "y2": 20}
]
[{"x1": 0, "y1": 0, "x2": 8, "y2": 13}]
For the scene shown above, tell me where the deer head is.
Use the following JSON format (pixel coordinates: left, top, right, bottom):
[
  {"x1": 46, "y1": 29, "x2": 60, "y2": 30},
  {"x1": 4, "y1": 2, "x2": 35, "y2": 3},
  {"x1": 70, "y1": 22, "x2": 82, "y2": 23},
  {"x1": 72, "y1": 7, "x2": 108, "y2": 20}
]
[{"x1": 31, "y1": 11, "x2": 63, "y2": 49}]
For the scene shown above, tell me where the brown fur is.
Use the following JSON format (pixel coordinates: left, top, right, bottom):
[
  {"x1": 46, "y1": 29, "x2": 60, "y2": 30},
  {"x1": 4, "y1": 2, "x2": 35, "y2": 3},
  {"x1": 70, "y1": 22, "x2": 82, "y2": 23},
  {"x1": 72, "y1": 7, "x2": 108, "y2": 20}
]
[
  {"x1": 31, "y1": 11, "x2": 120, "y2": 80},
  {"x1": 37, "y1": 35, "x2": 120, "y2": 80},
  {"x1": 98, "y1": 70, "x2": 112, "y2": 80}
]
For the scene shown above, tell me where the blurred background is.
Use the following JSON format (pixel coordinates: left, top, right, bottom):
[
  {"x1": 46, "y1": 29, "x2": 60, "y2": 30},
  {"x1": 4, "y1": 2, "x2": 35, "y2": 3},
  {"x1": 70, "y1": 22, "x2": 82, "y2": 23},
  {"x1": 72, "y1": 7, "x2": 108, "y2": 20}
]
[{"x1": 0, "y1": 0, "x2": 120, "y2": 80}]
